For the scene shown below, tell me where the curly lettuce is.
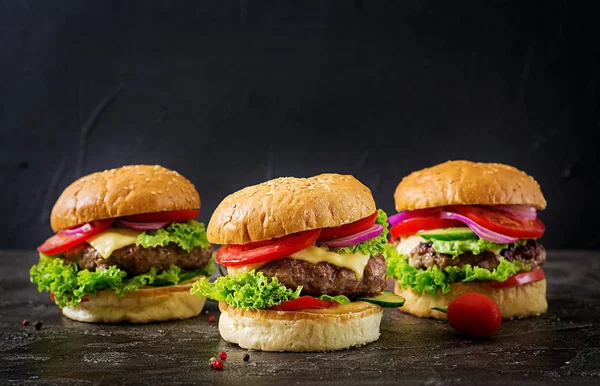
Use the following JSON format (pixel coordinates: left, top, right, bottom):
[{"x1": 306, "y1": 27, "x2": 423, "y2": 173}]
[
  {"x1": 190, "y1": 271, "x2": 301, "y2": 310},
  {"x1": 30, "y1": 254, "x2": 214, "y2": 308},
  {"x1": 136, "y1": 220, "x2": 210, "y2": 252},
  {"x1": 334, "y1": 209, "x2": 389, "y2": 256},
  {"x1": 385, "y1": 245, "x2": 531, "y2": 295},
  {"x1": 430, "y1": 238, "x2": 528, "y2": 257},
  {"x1": 431, "y1": 239, "x2": 507, "y2": 257}
]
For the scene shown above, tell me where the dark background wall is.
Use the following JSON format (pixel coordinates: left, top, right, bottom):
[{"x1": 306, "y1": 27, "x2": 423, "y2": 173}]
[{"x1": 1, "y1": 0, "x2": 598, "y2": 250}]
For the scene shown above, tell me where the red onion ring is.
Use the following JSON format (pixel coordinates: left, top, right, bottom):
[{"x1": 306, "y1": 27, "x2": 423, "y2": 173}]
[
  {"x1": 489, "y1": 205, "x2": 537, "y2": 220},
  {"x1": 390, "y1": 205, "x2": 536, "y2": 227},
  {"x1": 439, "y1": 212, "x2": 518, "y2": 244},
  {"x1": 388, "y1": 208, "x2": 438, "y2": 226},
  {"x1": 387, "y1": 212, "x2": 414, "y2": 227},
  {"x1": 318, "y1": 224, "x2": 384, "y2": 248},
  {"x1": 119, "y1": 220, "x2": 171, "y2": 230},
  {"x1": 62, "y1": 223, "x2": 93, "y2": 236}
]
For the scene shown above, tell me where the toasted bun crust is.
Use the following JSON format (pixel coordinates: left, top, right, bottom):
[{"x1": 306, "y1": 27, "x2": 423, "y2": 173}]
[
  {"x1": 61, "y1": 280, "x2": 206, "y2": 323},
  {"x1": 394, "y1": 279, "x2": 547, "y2": 320},
  {"x1": 207, "y1": 174, "x2": 376, "y2": 244},
  {"x1": 217, "y1": 301, "x2": 383, "y2": 352},
  {"x1": 394, "y1": 160, "x2": 546, "y2": 211},
  {"x1": 50, "y1": 165, "x2": 200, "y2": 231}
]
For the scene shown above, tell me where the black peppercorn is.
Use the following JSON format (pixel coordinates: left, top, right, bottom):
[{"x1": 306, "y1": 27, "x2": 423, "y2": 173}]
[
  {"x1": 34, "y1": 321, "x2": 43, "y2": 330},
  {"x1": 243, "y1": 353, "x2": 250, "y2": 362}
]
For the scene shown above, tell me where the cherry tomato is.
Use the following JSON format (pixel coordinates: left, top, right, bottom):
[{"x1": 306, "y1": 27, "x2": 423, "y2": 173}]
[
  {"x1": 271, "y1": 296, "x2": 340, "y2": 311},
  {"x1": 318, "y1": 212, "x2": 377, "y2": 241},
  {"x1": 491, "y1": 269, "x2": 545, "y2": 288},
  {"x1": 448, "y1": 206, "x2": 545, "y2": 239},
  {"x1": 122, "y1": 209, "x2": 200, "y2": 223},
  {"x1": 447, "y1": 293, "x2": 502, "y2": 338},
  {"x1": 37, "y1": 219, "x2": 115, "y2": 255},
  {"x1": 390, "y1": 217, "x2": 463, "y2": 239},
  {"x1": 216, "y1": 229, "x2": 321, "y2": 267}
]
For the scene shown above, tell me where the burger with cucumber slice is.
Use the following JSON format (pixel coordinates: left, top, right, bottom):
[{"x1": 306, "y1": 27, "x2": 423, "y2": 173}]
[
  {"x1": 191, "y1": 174, "x2": 404, "y2": 352},
  {"x1": 386, "y1": 160, "x2": 548, "y2": 319},
  {"x1": 30, "y1": 165, "x2": 214, "y2": 323}
]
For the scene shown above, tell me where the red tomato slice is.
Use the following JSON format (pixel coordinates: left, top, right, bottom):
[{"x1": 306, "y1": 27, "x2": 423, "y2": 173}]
[
  {"x1": 37, "y1": 219, "x2": 115, "y2": 255},
  {"x1": 216, "y1": 229, "x2": 321, "y2": 267},
  {"x1": 491, "y1": 269, "x2": 545, "y2": 288},
  {"x1": 390, "y1": 217, "x2": 463, "y2": 239},
  {"x1": 271, "y1": 296, "x2": 339, "y2": 311},
  {"x1": 122, "y1": 209, "x2": 200, "y2": 223},
  {"x1": 318, "y1": 212, "x2": 377, "y2": 241},
  {"x1": 449, "y1": 206, "x2": 545, "y2": 239}
]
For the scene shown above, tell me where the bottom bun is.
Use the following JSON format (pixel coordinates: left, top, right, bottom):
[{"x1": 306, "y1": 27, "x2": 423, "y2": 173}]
[
  {"x1": 218, "y1": 301, "x2": 383, "y2": 352},
  {"x1": 62, "y1": 279, "x2": 206, "y2": 323},
  {"x1": 395, "y1": 279, "x2": 547, "y2": 320}
]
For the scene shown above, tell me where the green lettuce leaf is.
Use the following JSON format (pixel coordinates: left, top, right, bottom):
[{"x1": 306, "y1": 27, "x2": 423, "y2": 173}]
[
  {"x1": 318, "y1": 294, "x2": 351, "y2": 304},
  {"x1": 333, "y1": 209, "x2": 389, "y2": 256},
  {"x1": 30, "y1": 254, "x2": 213, "y2": 308},
  {"x1": 428, "y1": 236, "x2": 529, "y2": 257},
  {"x1": 385, "y1": 245, "x2": 531, "y2": 295},
  {"x1": 190, "y1": 271, "x2": 301, "y2": 310},
  {"x1": 430, "y1": 239, "x2": 508, "y2": 257},
  {"x1": 136, "y1": 220, "x2": 210, "y2": 252}
]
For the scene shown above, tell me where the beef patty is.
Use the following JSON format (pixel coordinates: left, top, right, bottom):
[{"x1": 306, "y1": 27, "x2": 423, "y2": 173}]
[
  {"x1": 62, "y1": 243, "x2": 213, "y2": 275},
  {"x1": 257, "y1": 254, "x2": 387, "y2": 298},
  {"x1": 406, "y1": 240, "x2": 546, "y2": 270}
]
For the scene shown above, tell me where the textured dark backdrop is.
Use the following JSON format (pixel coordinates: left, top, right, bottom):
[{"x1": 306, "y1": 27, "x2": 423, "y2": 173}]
[{"x1": 1, "y1": 1, "x2": 599, "y2": 250}]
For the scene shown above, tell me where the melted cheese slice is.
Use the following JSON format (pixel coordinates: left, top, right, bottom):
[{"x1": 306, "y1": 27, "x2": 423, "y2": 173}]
[
  {"x1": 290, "y1": 246, "x2": 370, "y2": 279},
  {"x1": 226, "y1": 246, "x2": 371, "y2": 279},
  {"x1": 227, "y1": 263, "x2": 265, "y2": 275},
  {"x1": 395, "y1": 235, "x2": 427, "y2": 256},
  {"x1": 87, "y1": 228, "x2": 142, "y2": 259}
]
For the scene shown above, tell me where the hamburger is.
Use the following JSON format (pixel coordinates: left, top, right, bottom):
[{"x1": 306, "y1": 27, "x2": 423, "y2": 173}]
[
  {"x1": 386, "y1": 160, "x2": 548, "y2": 319},
  {"x1": 30, "y1": 165, "x2": 214, "y2": 323},
  {"x1": 191, "y1": 174, "x2": 404, "y2": 352}
]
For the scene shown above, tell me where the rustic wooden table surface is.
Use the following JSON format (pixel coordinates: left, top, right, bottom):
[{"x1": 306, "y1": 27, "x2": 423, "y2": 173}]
[{"x1": 1, "y1": 250, "x2": 599, "y2": 385}]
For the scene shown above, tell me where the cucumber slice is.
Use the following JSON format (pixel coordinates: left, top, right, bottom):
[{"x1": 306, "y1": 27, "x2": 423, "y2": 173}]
[
  {"x1": 418, "y1": 227, "x2": 477, "y2": 241},
  {"x1": 356, "y1": 290, "x2": 405, "y2": 307}
]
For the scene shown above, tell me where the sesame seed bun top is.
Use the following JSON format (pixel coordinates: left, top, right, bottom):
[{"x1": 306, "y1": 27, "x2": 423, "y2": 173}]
[
  {"x1": 394, "y1": 160, "x2": 546, "y2": 212},
  {"x1": 207, "y1": 174, "x2": 376, "y2": 245},
  {"x1": 50, "y1": 165, "x2": 200, "y2": 231}
]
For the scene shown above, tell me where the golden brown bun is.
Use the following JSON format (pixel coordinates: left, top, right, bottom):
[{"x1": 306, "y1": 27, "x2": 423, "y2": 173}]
[
  {"x1": 61, "y1": 279, "x2": 206, "y2": 323},
  {"x1": 208, "y1": 174, "x2": 376, "y2": 244},
  {"x1": 51, "y1": 165, "x2": 200, "y2": 231},
  {"x1": 218, "y1": 301, "x2": 383, "y2": 352},
  {"x1": 394, "y1": 160, "x2": 546, "y2": 211},
  {"x1": 394, "y1": 279, "x2": 547, "y2": 320}
]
